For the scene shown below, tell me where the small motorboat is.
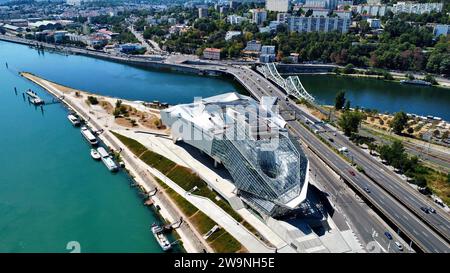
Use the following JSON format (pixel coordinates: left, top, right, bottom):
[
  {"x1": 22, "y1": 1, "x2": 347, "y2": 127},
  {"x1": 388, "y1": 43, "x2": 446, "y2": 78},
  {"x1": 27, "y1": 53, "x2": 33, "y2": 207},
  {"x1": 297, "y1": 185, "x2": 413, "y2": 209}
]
[
  {"x1": 68, "y1": 114, "x2": 80, "y2": 126},
  {"x1": 151, "y1": 224, "x2": 172, "y2": 251},
  {"x1": 90, "y1": 149, "x2": 101, "y2": 160}
]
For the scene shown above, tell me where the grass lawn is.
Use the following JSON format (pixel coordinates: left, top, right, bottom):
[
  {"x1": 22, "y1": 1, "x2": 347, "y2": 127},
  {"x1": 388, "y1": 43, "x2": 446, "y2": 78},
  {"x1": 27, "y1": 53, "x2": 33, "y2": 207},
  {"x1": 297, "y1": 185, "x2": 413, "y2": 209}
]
[{"x1": 112, "y1": 131, "x2": 246, "y2": 253}]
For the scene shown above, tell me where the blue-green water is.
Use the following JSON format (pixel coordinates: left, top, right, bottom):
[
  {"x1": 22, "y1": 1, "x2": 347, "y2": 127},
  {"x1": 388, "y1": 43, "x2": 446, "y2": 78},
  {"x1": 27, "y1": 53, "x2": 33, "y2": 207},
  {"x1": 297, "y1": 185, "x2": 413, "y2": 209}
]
[
  {"x1": 300, "y1": 74, "x2": 450, "y2": 121},
  {"x1": 0, "y1": 41, "x2": 239, "y2": 253}
]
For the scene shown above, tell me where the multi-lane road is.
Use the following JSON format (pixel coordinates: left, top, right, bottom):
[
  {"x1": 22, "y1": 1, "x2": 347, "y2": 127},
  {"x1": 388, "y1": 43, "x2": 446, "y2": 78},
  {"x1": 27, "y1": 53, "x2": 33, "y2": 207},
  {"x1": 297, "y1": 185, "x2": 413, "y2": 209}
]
[
  {"x1": 307, "y1": 151, "x2": 407, "y2": 253},
  {"x1": 215, "y1": 64, "x2": 450, "y2": 253}
]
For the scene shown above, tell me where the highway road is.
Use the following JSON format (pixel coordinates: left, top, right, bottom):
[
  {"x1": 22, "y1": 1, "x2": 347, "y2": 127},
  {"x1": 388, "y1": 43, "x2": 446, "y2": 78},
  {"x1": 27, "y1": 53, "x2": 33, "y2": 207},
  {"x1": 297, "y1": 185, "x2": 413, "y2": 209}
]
[
  {"x1": 307, "y1": 152, "x2": 407, "y2": 253},
  {"x1": 317, "y1": 127, "x2": 450, "y2": 241},
  {"x1": 217, "y1": 64, "x2": 450, "y2": 253}
]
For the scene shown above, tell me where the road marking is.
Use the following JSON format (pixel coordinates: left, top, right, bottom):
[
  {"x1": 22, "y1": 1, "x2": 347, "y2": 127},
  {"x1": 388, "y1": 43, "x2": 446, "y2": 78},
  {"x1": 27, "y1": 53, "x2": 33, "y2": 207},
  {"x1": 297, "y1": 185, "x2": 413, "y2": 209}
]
[
  {"x1": 422, "y1": 231, "x2": 429, "y2": 238},
  {"x1": 403, "y1": 215, "x2": 408, "y2": 220}
]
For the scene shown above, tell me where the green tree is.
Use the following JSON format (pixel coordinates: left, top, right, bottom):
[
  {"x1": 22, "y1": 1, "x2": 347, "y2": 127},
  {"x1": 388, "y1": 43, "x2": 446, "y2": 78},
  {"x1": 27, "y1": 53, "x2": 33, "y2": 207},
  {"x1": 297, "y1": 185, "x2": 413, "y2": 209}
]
[
  {"x1": 343, "y1": 63, "x2": 355, "y2": 74},
  {"x1": 424, "y1": 74, "x2": 438, "y2": 85},
  {"x1": 390, "y1": 111, "x2": 409, "y2": 134},
  {"x1": 344, "y1": 100, "x2": 351, "y2": 111},
  {"x1": 338, "y1": 111, "x2": 363, "y2": 136},
  {"x1": 335, "y1": 91, "x2": 346, "y2": 110},
  {"x1": 442, "y1": 131, "x2": 449, "y2": 140}
]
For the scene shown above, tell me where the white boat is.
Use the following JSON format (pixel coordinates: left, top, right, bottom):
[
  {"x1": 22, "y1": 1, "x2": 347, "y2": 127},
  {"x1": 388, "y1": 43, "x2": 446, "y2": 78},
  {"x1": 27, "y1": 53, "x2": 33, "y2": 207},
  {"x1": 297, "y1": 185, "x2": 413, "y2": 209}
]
[
  {"x1": 97, "y1": 147, "x2": 118, "y2": 172},
  {"x1": 26, "y1": 90, "x2": 44, "y2": 105},
  {"x1": 67, "y1": 114, "x2": 80, "y2": 126},
  {"x1": 90, "y1": 149, "x2": 101, "y2": 160},
  {"x1": 400, "y1": 79, "x2": 432, "y2": 86},
  {"x1": 80, "y1": 126, "x2": 98, "y2": 146},
  {"x1": 151, "y1": 225, "x2": 172, "y2": 251}
]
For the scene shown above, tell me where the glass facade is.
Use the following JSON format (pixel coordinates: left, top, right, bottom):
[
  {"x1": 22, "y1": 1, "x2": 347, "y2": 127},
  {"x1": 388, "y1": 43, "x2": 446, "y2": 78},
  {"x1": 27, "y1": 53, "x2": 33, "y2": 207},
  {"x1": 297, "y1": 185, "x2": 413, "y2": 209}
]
[{"x1": 161, "y1": 93, "x2": 310, "y2": 217}]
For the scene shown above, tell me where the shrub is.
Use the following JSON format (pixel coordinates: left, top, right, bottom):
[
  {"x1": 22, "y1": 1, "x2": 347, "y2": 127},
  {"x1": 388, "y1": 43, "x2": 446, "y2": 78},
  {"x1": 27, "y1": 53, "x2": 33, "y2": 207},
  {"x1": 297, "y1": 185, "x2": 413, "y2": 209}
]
[{"x1": 87, "y1": 96, "x2": 99, "y2": 105}]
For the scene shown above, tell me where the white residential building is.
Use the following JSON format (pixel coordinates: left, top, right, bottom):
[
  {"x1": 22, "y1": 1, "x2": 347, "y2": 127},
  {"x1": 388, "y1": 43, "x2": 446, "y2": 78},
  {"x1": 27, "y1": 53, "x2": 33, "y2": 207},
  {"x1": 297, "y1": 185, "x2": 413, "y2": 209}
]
[
  {"x1": 251, "y1": 9, "x2": 268, "y2": 26},
  {"x1": 287, "y1": 16, "x2": 351, "y2": 34},
  {"x1": 304, "y1": 0, "x2": 338, "y2": 10},
  {"x1": 311, "y1": 8, "x2": 330, "y2": 17},
  {"x1": 392, "y1": 2, "x2": 443, "y2": 15},
  {"x1": 198, "y1": 7, "x2": 209, "y2": 18},
  {"x1": 367, "y1": 18, "x2": 381, "y2": 29},
  {"x1": 261, "y1": 45, "x2": 276, "y2": 55},
  {"x1": 277, "y1": 12, "x2": 291, "y2": 23},
  {"x1": 227, "y1": 14, "x2": 248, "y2": 25},
  {"x1": 266, "y1": 0, "x2": 291, "y2": 12},
  {"x1": 434, "y1": 24, "x2": 449, "y2": 38},
  {"x1": 355, "y1": 4, "x2": 387, "y2": 17},
  {"x1": 225, "y1": 31, "x2": 242, "y2": 41},
  {"x1": 203, "y1": 48, "x2": 221, "y2": 60},
  {"x1": 66, "y1": 0, "x2": 81, "y2": 6},
  {"x1": 334, "y1": 10, "x2": 352, "y2": 19}
]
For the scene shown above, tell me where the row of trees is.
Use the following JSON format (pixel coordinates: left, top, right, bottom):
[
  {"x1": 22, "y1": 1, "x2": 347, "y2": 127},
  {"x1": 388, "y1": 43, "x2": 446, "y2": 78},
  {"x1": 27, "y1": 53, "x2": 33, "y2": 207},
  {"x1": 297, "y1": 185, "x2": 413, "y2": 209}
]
[{"x1": 378, "y1": 140, "x2": 427, "y2": 187}]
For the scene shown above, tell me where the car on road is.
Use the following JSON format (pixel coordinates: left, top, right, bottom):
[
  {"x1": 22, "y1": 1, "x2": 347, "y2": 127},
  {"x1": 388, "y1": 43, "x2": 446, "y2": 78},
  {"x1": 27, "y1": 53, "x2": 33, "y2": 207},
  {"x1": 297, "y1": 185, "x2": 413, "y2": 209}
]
[
  {"x1": 328, "y1": 137, "x2": 334, "y2": 142},
  {"x1": 384, "y1": 232, "x2": 393, "y2": 240},
  {"x1": 348, "y1": 170, "x2": 356, "y2": 176},
  {"x1": 395, "y1": 242, "x2": 403, "y2": 251},
  {"x1": 428, "y1": 207, "x2": 436, "y2": 214},
  {"x1": 363, "y1": 187, "x2": 371, "y2": 193},
  {"x1": 420, "y1": 206, "x2": 429, "y2": 214},
  {"x1": 338, "y1": 147, "x2": 348, "y2": 153}
]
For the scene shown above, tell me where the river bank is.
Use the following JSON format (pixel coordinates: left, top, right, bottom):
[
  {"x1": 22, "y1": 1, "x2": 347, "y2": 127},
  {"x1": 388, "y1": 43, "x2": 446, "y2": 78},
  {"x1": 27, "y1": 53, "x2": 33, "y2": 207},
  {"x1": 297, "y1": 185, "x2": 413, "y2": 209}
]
[{"x1": 20, "y1": 72, "x2": 209, "y2": 253}]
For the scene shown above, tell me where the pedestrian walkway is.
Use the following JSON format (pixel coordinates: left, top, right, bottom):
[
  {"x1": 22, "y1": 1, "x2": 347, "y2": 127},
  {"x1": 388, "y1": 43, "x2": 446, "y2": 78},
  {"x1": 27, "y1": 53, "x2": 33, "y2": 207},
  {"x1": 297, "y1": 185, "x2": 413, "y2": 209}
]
[
  {"x1": 117, "y1": 129, "x2": 296, "y2": 252},
  {"x1": 148, "y1": 166, "x2": 275, "y2": 253}
]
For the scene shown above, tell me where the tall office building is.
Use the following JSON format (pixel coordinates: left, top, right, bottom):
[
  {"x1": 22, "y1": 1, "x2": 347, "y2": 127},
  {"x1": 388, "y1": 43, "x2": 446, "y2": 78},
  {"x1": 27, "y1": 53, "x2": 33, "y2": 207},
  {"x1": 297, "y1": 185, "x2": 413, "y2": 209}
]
[
  {"x1": 266, "y1": 0, "x2": 291, "y2": 12},
  {"x1": 198, "y1": 7, "x2": 209, "y2": 18}
]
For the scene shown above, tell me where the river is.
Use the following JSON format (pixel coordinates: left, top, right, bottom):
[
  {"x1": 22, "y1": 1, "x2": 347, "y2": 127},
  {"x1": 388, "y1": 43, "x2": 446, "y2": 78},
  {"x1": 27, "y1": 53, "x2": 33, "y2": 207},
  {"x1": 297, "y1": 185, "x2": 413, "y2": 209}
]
[
  {"x1": 299, "y1": 74, "x2": 450, "y2": 121},
  {"x1": 0, "y1": 41, "x2": 239, "y2": 252}
]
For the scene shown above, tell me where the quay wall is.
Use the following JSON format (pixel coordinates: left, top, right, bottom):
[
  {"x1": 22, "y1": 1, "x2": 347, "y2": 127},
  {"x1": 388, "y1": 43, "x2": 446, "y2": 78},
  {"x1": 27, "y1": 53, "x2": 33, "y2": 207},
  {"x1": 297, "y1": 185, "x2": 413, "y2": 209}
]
[{"x1": 0, "y1": 35, "x2": 204, "y2": 74}]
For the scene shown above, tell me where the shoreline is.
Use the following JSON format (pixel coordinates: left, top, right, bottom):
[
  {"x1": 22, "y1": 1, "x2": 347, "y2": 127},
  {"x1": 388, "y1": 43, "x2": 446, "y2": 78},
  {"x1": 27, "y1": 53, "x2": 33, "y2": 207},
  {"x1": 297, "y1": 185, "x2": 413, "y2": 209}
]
[
  {"x1": 284, "y1": 72, "x2": 450, "y2": 90},
  {"x1": 3, "y1": 34, "x2": 448, "y2": 90},
  {"x1": 20, "y1": 71, "x2": 211, "y2": 253}
]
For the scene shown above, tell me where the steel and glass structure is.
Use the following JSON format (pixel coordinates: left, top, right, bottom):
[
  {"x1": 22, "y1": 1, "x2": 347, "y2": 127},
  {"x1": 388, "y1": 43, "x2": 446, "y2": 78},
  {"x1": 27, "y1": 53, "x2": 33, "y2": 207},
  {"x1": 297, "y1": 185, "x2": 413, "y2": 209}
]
[{"x1": 160, "y1": 93, "x2": 309, "y2": 217}]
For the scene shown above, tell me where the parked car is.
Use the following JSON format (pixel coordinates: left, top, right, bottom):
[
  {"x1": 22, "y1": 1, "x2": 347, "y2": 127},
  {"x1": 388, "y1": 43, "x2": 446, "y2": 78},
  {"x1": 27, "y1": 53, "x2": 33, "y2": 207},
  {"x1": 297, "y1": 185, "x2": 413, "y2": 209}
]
[
  {"x1": 384, "y1": 231, "x2": 393, "y2": 240},
  {"x1": 395, "y1": 242, "x2": 403, "y2": 251}
]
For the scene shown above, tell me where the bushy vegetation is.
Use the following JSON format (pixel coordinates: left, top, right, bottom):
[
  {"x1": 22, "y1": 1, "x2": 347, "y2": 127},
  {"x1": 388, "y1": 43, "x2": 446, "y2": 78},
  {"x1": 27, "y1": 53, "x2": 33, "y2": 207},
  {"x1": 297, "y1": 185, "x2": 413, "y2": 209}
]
[
  {"x1": 389, "y1": 111, "x2": 409, "y2": 135},
  {"x1": 139, "y1": 4, "x2": 450, "y2": 76},
  {"x1": 338, "y1": 110, "x2": 364, "y2": 136},
  {"x1": 87, "y1": 95, "x2": 99, "y2": 105}
]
